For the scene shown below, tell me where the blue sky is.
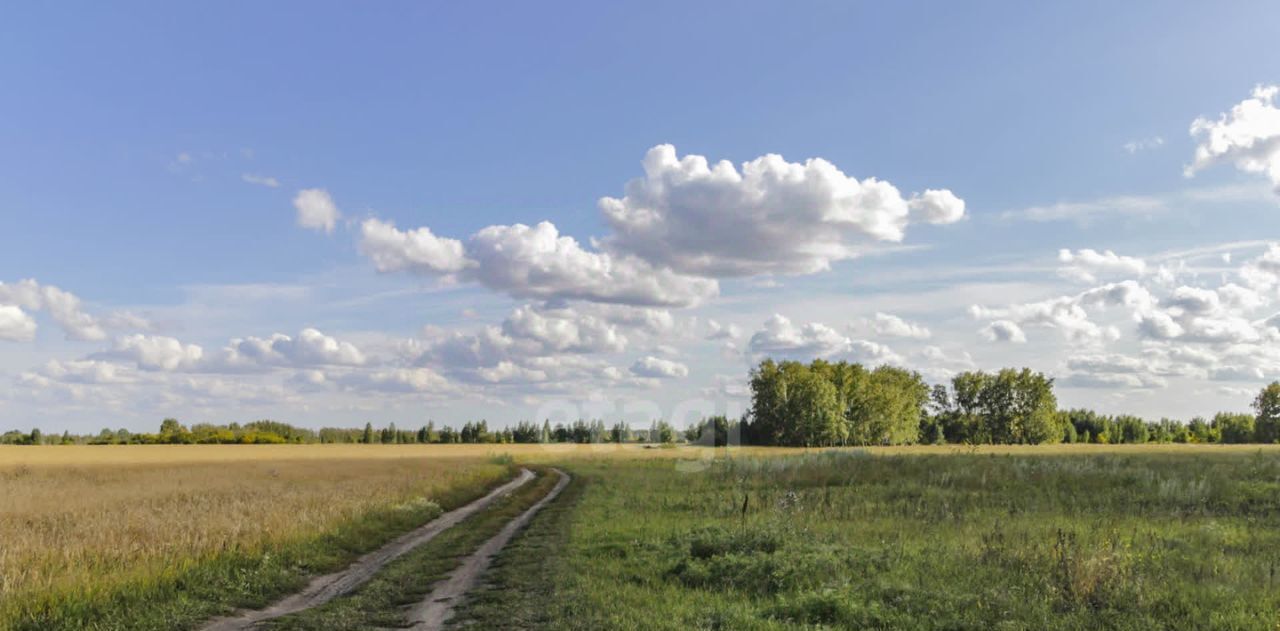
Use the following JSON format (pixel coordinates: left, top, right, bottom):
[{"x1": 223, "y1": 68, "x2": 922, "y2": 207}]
[{"x1": 3, "y1": 2, "x2": 1280, "y2": 432}]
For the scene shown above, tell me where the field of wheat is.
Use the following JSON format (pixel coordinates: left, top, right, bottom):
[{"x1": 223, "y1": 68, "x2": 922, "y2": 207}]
[{"x1": 0, "y1": 445, "x2": 528, "y2": 629}]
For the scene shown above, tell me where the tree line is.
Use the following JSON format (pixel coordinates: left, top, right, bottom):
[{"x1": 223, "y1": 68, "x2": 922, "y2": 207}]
[
  {"x1": 725, "y1": 359, "x2": 1280, "y2": 447},
  {"x1": 1, "y1": 417, "x2": 681, "y2": 446},
  {"x1": 7, "y1": 366, "x2": 1280, "y2": 447}
]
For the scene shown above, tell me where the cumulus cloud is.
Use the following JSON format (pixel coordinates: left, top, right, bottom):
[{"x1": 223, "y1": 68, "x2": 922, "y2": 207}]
[
  {"x1": 0, "y1": 279, "x2": 108, "y2": 341},
  {"x1": 747, "y1": 314, "x2": 902, "y2": 364},
  {"x1": 215, "y1": 328, "x2": 367, "y2": 370},
  {"x1": 868, "y1": 312, "x2": 931, "y2": 340},
  {"x1": 630, "y1": 356, "x2": 689, "y2": 379},
  {"x1": 294, "y1": 188, "x2": 342, "y2": 233},
  {"x1": 94, "y1": 328, "x2": 366, "y2": 373},
  {"x1": 501, "y1": 305, "x2": 628, "y2": 354},
  {"x1": 914, "y1": 345, "x2": 978, "y2": 382},
  {"x1": 706, "y1": 319, "x2": 742, "y2": 341},
  {"x1": 359, "y1": 218, "x2": 470, "y2": 275},
  {"x1": 597, "y1": 144, "x2": 964, "y2": 277},
  {"x1": 26, "y1": 359, "x2": 136, "y2": 385},
  {"x1": 96, "y1": 334, "x2": 205, "y2": 371},
  {"x1": 337, "y1": 367, "x2": 451, "y2": 393},
  {"x1": 846, "y1": 339, "x2": 903, "y2": 365},
  {"x1": 360, "y1": 219, "x2": 716, "y2": 307},
  {"x1": 749, "y1": 314, "x2": 851, "y2": 358},
  {"x1": 1187, "y1": 84, "x2": 1280, "y2": 194},
  {"x1": 1057, "y1": 248, "x2": 1146, "y2": 283},
  {"x1": 1241, "y1": 244, "x2": 1280, "y2": 290},
  {"x1": 0, "y1": 305, "x2": 36, "y2": 342},
  {"x1": 410, "y1": 303, "x2": 683, "y2": 387},
  {"x1": 979, "y1": 320, "x2": 1027, "y2": 343},
  {"x1": 970, "y1": 281, "x2": 1151, "y2": 343}
]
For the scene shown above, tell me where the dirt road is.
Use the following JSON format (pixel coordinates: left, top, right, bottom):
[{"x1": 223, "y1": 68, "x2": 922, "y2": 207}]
[
  {"x1": 200, "y1": 468, "x2": 535, "y2": 631},
  {"x1": 407, "y1": 468, "x2": 570, "y2": 630}
]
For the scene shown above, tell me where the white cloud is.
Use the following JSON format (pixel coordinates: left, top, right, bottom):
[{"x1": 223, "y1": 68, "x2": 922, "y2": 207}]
[
  {"x1": 360, "y1": 219, "x2": 717, "y2": 307},
  {"x1": 336, "y1": 368, "x2": 452, "y2": 394},
  {"x1": 746, "y1": 314, "x2": 902, "y2": 364},
  {"x1": 411, "y1": 304, "x2": 677, "y2": 388},
  {"x1": 597, "y1": 144, "x2": 964, "y2": 277},
  {"x1": 501, "y1": 305, "x2": 628, "y2": 354},
  {"x1": 630, "y1": 356, "x2": 689, "y2": 379},
  {"x1": 1003, "y1": 193, "x2": 1165, "y2": 223},
  {"x1": 970, "y1": 281, "x2": 1150, "y2": 343},
  {"x1": 95, "y1": 328, "x2": 366, "y2": 373},
  {"x1": 1061, "y1": 372, "x2": 1165, "y2": 389},
  {"x1": 705, "y1": 319, "x2": 742, "y2": 341},
  {"x1": 96, "y1": 334, "x2": 205, "y2": 371},
  {"x1": 0, "y1": 305, "x2": 36, "y2": 342},
  {"x1": 869, "y1": 312, "x2": 931, "y2": 340},
  {"x1": 1001, "y1": 183, "x2": 1270, "y2": 224},
  {"x1": 1057, "y1": 248, "x2": 1146, "y2": 283},
  {"x1": 1241, "y1": 244, "x2": 1280, "y2": 290},
  {"x1": 217, "y1": 328, "x2": 367, "y2": 369},
  {"x1": 0, "y1": 280, "x2": 108, "y2": 341},
  {"x1": 979, "y1": 320, "x2": 1027, "y2": 343},
  {"x1": 294, "y1": 188, "x2": 342, "y2": 234},
  {"x1": 1123, "y1": 136, "x2": 1164, "y2": 154},
  {"x1": 1187, "y1": 84, "x2": 1280, "y2": 194},
  {"x1": 749, "y1": 314, "x2": 851, "y2": 358},
  {"x1": 359, "y1": 218, "x2": 470, "y2": 275},
  {"x1": 242, "y1": 173, "x2": 280, "y2": 188},
  {"x1": 466, "y1": 222, "x2": 715, "y2": 307},
  {"x1": 476, "y1": 361, "x2": 549, "y2": 384},
  {"x1": 27, "y1": 359, "x2": 136, "y2": 385},
  {"x1": 846, "y1": 339, "x2": 903, "y2": 365}
]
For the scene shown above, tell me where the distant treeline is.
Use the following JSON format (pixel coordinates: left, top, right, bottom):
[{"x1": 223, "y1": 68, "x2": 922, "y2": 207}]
[
  {"x1": 0, "y1": 417, "x2": 681, "y2": 446},
  {"x1": 7, "y1": 359, "x2": 1280, "y2": 447},
  {"x1": 691, "y1": 359, "x2": 1280, "y2": 447}
]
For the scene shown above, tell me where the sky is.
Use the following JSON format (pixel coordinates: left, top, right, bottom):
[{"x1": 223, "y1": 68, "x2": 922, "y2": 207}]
[{"x1": 3, "y1": 1, "x2": 1280, "y2": 433}]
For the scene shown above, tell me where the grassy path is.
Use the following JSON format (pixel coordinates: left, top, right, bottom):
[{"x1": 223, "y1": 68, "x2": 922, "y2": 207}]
[
  {"x1": 443, "y1": 468, "x2": 584, "y2": 629},
  {"x1": 200, "y1": 469, "x2": 535, "y2": 631},
  {"x1": 407, "y1": 469, "x2": 570, "y2": 630},
  {"x1": 263, "y1": 468, "x2": 565, "y2": 630}
]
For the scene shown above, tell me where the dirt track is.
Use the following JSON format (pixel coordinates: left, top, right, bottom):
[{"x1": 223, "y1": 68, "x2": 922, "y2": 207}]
[
  {"x1": 200, "y1": 468, "x2": 535, "y2": 631},
  {"x1": 407, "y1": 468, "x2": 571, "y2": 630}
]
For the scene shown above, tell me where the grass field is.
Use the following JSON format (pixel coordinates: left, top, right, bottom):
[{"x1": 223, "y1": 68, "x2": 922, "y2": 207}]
[
  {"x1": 6, "y1": 444, "x2": 1280, "y2": 630},
  {"x1": 461, "y1": 446, "x2": 1280, "y2": 629}
]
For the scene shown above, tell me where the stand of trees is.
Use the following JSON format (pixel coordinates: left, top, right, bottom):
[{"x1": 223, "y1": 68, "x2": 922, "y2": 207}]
[{"x1": 709, "y1": 359, "x2": 1280, "y2": 447}]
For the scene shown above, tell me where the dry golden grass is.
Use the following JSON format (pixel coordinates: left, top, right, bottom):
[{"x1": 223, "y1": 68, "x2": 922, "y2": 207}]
[{"x1": 0, "y1": 445, "x2": 518, "y2": 624}]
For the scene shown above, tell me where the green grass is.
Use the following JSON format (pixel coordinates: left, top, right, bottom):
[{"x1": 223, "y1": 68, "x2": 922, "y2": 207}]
[
  {"x1": 264, "y1": 467, "x2": 563, "y2": 630},
  {"x1": 446, "y1": 471, "x2": 584, "y2": 629},
  {"x1": 489, "y1": 449, "x2": 1280, "y2": 630},
  {"x1": 6, "y1": 465, "x2": 516, "y2": 631}
]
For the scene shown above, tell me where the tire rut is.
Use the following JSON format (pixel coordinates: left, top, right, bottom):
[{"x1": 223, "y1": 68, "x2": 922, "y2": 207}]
[
  {"x1": 200, "y1": 468, "x2": 535, "y2": 631},
  {"x1": 406, "y1": 468, "x2": 570, "y2": 631}
]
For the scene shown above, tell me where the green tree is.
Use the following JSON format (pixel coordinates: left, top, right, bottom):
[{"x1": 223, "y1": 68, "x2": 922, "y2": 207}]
[
  {"x1": 1213, "y1": 412, "x2": 1255, "y2": 444},
  {"x1": 362, "y1": 422, "x2": 374, "y2": 444},
  {"x1": 846, "y1": 365, "x2": 928, "y2": 445},
  {"x1": 1253, "y1": 382, "x2": 1280, "y2": 443},
  {"x1": 786, "y1": 368, "x2": 843, "y2": 447}
]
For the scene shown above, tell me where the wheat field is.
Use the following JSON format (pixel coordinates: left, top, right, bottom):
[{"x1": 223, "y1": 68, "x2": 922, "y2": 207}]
[{"x1": 0, "y1": 445, "x2": 525, "y2": 628}]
